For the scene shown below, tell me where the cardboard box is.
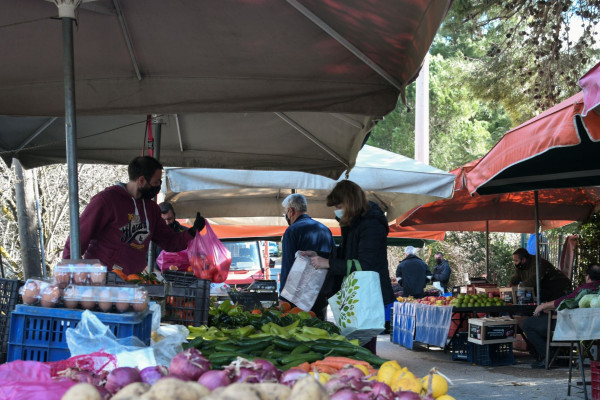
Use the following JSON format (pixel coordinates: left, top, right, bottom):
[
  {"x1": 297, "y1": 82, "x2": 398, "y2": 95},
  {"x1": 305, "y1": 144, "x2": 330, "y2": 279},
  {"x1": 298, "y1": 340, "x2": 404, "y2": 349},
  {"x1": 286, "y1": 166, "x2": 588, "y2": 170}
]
[
  {"x1": 499, "y1": 287, "x2": 534, "y2": 304},
  {"x1": 475, "y1": 286, "x2": 500, "y2": 297},
  {"x1": 460, "y1": 283, "x2": 497, "y2": 295},
  {"x1": 468, "y1": 317, "x2": 517, "y2": 345}
]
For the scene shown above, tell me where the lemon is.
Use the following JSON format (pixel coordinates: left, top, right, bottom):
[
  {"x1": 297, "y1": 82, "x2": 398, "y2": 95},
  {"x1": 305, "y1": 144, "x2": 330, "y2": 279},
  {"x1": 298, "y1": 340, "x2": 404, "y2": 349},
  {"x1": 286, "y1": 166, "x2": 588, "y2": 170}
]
[
  {"x1": 377, "y1": 360, "x2": 401, "y2": 385},
  {"x1": 421, "y1": 374, "x2": 449, "y2": 398},
  {"x1": 353, "y1": 364, "x2": 370, "y2": 376},
  {"x1": 393, "y1": 377, "x2": 423, "y2": 393},
  {"x1": 380, "y1": 360, "x2": 402, "y2": 370},
  {"x1": 309, "y1": 371, "x2": 330, "y2": 384}
]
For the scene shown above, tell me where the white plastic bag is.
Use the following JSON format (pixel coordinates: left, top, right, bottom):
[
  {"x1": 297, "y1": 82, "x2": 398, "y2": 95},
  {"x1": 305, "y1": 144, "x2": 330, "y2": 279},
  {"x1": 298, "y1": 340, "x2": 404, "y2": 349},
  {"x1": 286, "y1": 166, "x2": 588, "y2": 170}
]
[
  {"x1": 328, "y1": 260, "x2": 384, "y2": 344},
  {"x1": 280, "y1": 252, "x2": 328, "y2": 310}
]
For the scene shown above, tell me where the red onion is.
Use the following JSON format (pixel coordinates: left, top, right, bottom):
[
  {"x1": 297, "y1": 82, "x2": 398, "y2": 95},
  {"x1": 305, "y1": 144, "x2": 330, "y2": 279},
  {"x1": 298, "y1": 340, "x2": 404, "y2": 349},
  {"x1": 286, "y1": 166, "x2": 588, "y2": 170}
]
[
  {"x1": 197, "y1": 369, "x2": 232, "y2": 390},
  {"x1": 396, "y1": 391, "x2": 422, "y2": 400},
  {"x1": 169, "y1": 348, "x2": 210, "y2": 381},
  {"x1": 331, "y1": 389, "x2": 359, "y2": 400},
  {"x1": 279, "y1": 368, "x2": 309, "y2": 387},
  {"x1": 105, "y1": 367, "x2": 142, "y2": 394},
  {"x1": 324, "y1": 376, "x2": 352, "y2": 394},
  {"x1": 371, "y1": 382, "x2": 395, "y2": 400},
  {"x1": 140, "y1": 365, "x2": 169, "y2": 385},
  {"x1": 252, "y1": 358, "x2": 279, "y2": 380},
  {"x1": 337, "y1": 366, "x2": 365, "y2": 381},
  {"x1": 96, "y1": 386, "x2": 111, "y2": 400},
  {"x1": 355, "y1": 392, "x2": 373, "y2": 400},
  {"x1": 235, "y1": 367, "x2": 261, "y2": 383}
]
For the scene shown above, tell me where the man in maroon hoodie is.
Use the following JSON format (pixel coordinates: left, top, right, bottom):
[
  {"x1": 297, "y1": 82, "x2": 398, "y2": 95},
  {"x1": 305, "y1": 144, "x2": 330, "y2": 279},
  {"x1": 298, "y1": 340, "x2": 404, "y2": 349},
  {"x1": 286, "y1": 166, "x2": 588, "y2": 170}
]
[{"x1": 63, "y1": 156, "x2": 205, "y2": 275}]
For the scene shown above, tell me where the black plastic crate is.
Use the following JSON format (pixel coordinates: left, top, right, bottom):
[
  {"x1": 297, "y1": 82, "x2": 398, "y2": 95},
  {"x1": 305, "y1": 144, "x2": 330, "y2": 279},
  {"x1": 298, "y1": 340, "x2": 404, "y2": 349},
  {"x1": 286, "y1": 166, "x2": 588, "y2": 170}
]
[
  {"x1": 451, "y1": 331, "x2": 473, "y2": 361},
  {"x1": 0, "y1": 278, "x2": 23, "y2": 363},
  {"x1": 228, "y1": 291, "x2": 279, "y2": 310},
  {"x1": 162, "y1": 270, "x2": 198, "y2": 286},
  {"x1": 105, "y1": 272, "x2": 165, "y2": 297},
  {"x1": 163, "y1": 279, "x2": 210, "y2": 326},
  {"x1": 468, "y1": 342, "x2": 515, "y2": 366},
  {"x1": 246, "y1": 280, "x2": 277, "y2": 292}
]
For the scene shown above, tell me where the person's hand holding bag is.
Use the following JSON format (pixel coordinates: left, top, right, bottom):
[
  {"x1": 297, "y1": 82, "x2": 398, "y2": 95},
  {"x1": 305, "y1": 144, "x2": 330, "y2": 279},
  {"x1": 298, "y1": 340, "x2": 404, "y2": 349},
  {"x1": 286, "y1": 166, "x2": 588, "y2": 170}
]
[{"x1": 188, "y1": 212, "x2": 206, "y2": 237}]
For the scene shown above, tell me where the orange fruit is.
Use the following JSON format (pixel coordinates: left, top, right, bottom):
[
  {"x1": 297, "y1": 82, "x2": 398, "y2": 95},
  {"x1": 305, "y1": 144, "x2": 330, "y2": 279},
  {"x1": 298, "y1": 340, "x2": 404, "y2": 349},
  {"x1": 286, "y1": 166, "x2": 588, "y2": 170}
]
[
  {"x1": 289, "y1": 307, "x2": 303, "y2": 314},
  {"x1": 251, "y1": 309, "x2": 262, "y2": 315},
  {"x1": 308, "y1": 310, "x2": 316, "y2": 318},
  {"x1": 280, "y1": 302, "x2": 292, "y2": 312}
]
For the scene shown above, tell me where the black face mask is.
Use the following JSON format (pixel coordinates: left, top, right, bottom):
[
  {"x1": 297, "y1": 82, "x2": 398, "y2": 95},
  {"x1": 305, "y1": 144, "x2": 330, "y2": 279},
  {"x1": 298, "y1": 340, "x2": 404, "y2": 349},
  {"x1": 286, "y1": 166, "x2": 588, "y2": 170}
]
[
  {"x1": 168, "y1": 222, "x2": 176, "y2": 229},
  {"x1": 285, "y1": 215, "x2": 291, "y2": 226},
  {"x1": 435, "y1": 259, "x2": 442, "y2": 265},
  {"x1": 140, "y1": 184, "x2": 161, "y2": 200}
]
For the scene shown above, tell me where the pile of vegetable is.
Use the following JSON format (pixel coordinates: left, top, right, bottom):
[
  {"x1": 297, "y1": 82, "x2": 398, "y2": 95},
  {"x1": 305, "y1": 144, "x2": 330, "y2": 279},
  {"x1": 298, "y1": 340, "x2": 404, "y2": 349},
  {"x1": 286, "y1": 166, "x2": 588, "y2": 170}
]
[
  {"x1": 184, "y1": 335, "x2": 387, "y2": 370},
  {"x1": 207, "y1": 300, "x2": 340, "y2": 335},
  {"x1": 557, "y1": 287, "x2": 600, "y2": 310},
  {"x1": 61, "y1": 348, "x2": 456, "y2": 400}
]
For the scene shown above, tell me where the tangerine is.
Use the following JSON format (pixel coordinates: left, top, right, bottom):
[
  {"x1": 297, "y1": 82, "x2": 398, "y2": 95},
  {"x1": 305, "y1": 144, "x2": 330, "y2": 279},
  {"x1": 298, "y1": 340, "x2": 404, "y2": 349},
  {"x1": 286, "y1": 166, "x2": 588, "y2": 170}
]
[{"x1": 279, "y1": 302, "x2": 292, "y2": 312}]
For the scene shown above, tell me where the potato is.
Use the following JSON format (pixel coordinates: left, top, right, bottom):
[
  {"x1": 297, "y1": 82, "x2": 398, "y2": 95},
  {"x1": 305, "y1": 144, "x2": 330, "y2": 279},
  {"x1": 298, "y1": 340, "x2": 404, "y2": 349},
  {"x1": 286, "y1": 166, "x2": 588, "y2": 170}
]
[
  {"x1": 61, "y1": 383, "x2": 102, "y2": 400},
  {"x1": 140, "y1": 378, "x2": 210, "y2": 400},
  {"x1": 254, "y1": 383, "x2": 291, "y2": 400},
  {"x1": 112, "y1": 382, "x2": 151, "y2": 399},
  {"x1": 215, "y1": 383, "x2": 263, "y2": 400},
  {"x1": 290, "y1": 375, "x2": 328, "y2": 400}
]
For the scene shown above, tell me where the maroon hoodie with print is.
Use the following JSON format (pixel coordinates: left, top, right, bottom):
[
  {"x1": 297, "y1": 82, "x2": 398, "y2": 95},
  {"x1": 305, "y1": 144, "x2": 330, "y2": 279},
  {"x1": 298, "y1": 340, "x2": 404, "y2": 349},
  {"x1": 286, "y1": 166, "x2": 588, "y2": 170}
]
[{"x1": 63, "y1": 184, "x2": 192, "y2": 275}]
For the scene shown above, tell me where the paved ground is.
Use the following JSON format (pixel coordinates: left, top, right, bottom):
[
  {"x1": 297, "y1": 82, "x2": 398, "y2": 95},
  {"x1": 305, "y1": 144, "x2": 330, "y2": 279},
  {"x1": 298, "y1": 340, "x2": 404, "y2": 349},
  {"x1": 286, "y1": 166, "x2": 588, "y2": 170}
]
[{"x1": 374, "y1": 336, "x2": 592, "y2": 400}]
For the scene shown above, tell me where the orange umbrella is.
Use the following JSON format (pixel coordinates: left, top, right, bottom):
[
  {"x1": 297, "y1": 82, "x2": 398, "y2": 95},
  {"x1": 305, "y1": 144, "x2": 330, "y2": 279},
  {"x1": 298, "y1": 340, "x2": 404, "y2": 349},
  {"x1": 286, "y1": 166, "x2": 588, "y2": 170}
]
[{"x1": 466, "y1": 91, "x2": 600, "y2": 195}]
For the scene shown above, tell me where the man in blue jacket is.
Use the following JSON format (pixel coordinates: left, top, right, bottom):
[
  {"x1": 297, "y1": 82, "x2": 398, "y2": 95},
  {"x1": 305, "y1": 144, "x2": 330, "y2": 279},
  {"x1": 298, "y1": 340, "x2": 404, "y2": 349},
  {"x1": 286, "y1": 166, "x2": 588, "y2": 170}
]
[
  {"x1": 396, "y1": 246, "x2": 431, "y2": 298},
  {"x1": 279, "y1": 194, "x2": 335, "y2": 320},
  {"x1": 432, "y1": 252, "x2": 451, "y2": 293}
]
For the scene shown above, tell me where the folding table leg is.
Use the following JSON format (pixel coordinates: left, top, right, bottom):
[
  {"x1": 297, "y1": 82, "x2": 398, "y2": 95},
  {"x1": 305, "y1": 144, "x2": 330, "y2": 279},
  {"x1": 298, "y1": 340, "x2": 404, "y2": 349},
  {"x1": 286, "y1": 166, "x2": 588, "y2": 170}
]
[{"x1": 577, "y1": 342, "x2": 588, "y2": 400}]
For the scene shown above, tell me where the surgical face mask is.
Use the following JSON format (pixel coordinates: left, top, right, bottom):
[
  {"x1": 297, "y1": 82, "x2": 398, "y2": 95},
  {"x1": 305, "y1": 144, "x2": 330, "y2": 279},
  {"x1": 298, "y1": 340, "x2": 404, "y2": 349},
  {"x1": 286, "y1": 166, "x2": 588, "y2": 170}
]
[
  {"x1": 435, "y1": 258, "x2": 442, "y2": 265},
  {"x1": 334, "y1": 208, "x2": 344, "y2": 219},
  {"x1": 140, "y1": 183, "x2": 161, "y2": 200}
]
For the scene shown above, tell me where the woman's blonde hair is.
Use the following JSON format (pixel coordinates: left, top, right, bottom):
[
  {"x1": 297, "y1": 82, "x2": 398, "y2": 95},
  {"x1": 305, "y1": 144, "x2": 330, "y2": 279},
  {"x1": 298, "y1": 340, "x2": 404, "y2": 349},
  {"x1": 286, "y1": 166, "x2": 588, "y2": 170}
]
[{"x1": 326, "y1": 180, "x2": 370, "y2": 226}]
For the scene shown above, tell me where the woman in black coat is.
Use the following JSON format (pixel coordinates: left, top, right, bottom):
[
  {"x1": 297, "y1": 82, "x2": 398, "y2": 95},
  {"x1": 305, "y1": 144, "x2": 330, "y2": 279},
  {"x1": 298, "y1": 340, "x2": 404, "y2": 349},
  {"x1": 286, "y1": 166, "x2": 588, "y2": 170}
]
[{"x1": 305, "y1": 180, "x2": 395, "y2": 353}]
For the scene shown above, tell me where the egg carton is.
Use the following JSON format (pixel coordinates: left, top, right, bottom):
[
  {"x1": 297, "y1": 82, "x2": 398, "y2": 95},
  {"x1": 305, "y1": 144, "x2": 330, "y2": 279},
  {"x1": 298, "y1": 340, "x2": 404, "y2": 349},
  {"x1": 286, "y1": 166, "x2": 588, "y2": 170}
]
[
  {"x1": 53, "y1": 259, "x2": 107, "y2": 287},
  {"x1": 62, "y1": 285, "x2": 149, "y2": 313},
  {"x1": 20, "y1": 278, "x2": 59, "y2": 307}
]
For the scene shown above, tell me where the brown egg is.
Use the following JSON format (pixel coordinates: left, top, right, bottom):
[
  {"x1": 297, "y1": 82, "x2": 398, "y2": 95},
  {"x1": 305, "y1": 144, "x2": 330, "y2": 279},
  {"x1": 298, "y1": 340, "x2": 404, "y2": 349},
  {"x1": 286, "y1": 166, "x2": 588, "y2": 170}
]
[
  {"x1": 80, "y1": 288, "x2": 95, "y2": 309},
  {"x1": 41, "y1": 285, "x2": 62, "y2": 308},
  {"x1": 115, "y1": 289, "x2": 131, "y2": 312},
  {"x1": 90, "y1": 271, "x2": 106, "y2": 286},
  {"x1": 73, "y1": 271, "x2": 89, "y2": 285},
  {"x1": 22, "y1": 280, "x2": 41, "y2": 305},
  {"x1": 132, "y1": 288, "x2": 149, "y2": 312},
  {"x1": 54, "y1": 271, "x2": 71, "y2": 288},
  {"x1": 97, "y1": 288, "x2": 114, "y2": 312},
  {"x1": 62, "y1": 285, "x2": 79, "y2": 309}
]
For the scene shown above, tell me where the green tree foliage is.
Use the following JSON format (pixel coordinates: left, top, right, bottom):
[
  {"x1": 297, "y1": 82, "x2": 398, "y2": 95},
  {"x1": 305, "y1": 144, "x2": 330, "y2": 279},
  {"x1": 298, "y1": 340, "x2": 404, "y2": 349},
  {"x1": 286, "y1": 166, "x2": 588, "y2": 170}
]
[
  {"x1": 439, "y1": 0, "x2": 600, "y2": 122},
  {"x1": 575, "y1": 213, "x2": 600, "y2": 284}
]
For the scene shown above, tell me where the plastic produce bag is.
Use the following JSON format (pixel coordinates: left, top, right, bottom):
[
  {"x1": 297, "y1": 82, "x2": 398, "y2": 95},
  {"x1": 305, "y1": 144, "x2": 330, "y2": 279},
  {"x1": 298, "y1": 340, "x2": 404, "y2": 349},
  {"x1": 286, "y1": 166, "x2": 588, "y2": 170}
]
[
  {"x1": 281, "y1": 252, "x2": 327, "y2": 310},
  {"x1": 188, "y1": 220, "x2": 231, "y2": 283},
  {"x1": 328, "y1": 259, "x2": 384, "y2": 344},
  {"x1": 156, "y1": 249, "x2": 191, "y2": 272},
  {"x1": 66, "y1": 308, "x2": 188, "y2": 368},
  {"x1": 0, "y1": 360, "x2": 76, "y2": 400}
]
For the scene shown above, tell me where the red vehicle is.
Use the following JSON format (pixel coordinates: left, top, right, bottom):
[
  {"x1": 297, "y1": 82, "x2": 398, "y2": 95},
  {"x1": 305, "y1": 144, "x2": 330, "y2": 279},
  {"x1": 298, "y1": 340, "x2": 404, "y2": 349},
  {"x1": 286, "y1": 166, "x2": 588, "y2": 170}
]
[{"x1": 222, "y1": 240, "x2": 280, "y2": 289}]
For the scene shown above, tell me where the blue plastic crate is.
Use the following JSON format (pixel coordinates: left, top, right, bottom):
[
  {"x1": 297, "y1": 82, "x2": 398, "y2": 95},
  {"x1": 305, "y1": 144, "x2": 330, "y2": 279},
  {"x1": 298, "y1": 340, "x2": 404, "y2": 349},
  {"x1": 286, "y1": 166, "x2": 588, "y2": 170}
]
[
  {"x1": 451, "y1": 332, "x2": 474, "y2": 361},
  {"x1": 7, "y1": 304, "x2": 152, "y2": 362},
  {"x1": 468, "y1": 342, "x2": 515, "y2": 366}
]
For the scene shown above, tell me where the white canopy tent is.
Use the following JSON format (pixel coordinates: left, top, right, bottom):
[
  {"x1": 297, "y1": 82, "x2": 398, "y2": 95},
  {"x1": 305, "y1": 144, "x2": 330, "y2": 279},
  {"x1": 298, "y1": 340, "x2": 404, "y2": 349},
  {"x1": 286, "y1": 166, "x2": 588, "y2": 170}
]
[{"x1": 163, "y1": 145, "x2": 456, "y2": 224}]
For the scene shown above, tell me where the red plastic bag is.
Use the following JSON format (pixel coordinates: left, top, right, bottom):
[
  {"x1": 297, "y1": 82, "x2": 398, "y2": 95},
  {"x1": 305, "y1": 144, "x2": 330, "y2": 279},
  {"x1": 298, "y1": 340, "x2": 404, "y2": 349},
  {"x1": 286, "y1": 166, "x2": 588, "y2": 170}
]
[
  {"x1": 187, "y1": 221, "x2": 231, "y2": 283},
  {"x1": 156, "y1": 249, "x2": 191, "y2": 272}
]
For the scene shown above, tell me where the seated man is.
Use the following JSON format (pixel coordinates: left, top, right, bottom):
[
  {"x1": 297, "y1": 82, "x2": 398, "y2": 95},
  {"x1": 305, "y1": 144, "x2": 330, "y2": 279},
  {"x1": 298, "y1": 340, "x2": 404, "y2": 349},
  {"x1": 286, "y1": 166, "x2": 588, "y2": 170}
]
[
  {"x1": 396, "y1": 246, "x2": 432, "y2": 299},
  {"x1": 523, "y1": 262, "x2": 600, "y2": 368}
]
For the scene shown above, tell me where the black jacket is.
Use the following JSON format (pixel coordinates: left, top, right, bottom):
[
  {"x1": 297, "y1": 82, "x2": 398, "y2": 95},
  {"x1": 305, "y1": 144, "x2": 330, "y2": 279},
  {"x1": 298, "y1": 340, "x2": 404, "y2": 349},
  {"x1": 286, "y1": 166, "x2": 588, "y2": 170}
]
[
  {"x1": 396, "y1": 254, "x2": 431, "y2": 298},
  {"x1": 322, "y1": 202, "x2": 396, "y2": 305},
  {"x1": 432, "y1": 260, "x2": 451, "y2": 291}
]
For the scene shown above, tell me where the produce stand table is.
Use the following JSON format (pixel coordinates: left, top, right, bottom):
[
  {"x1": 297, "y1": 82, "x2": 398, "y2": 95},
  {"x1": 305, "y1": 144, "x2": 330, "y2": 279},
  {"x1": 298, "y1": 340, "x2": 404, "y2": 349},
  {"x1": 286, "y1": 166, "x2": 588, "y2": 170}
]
[
  {"x1": 552, "y1": 308, "x2": 600, "y2": 400},
  {"x1": 392, "y1": 302, "x2": 536, "y2": 351}
]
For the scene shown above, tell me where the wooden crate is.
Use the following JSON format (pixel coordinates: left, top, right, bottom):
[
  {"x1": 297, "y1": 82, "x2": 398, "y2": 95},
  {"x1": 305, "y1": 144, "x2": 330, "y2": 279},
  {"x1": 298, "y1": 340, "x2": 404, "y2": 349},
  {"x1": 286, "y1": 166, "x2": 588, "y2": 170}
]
[{"x1": 468, "y1": 317, "x2": 517, "y2": 345}]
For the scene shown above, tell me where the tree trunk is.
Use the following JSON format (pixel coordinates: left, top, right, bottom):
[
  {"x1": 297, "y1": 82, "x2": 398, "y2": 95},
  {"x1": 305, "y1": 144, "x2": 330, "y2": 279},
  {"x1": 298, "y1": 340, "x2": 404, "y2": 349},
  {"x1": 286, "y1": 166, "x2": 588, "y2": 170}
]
[{"x1": 14, "y1": 159, "x2": 42, "y2": 278}]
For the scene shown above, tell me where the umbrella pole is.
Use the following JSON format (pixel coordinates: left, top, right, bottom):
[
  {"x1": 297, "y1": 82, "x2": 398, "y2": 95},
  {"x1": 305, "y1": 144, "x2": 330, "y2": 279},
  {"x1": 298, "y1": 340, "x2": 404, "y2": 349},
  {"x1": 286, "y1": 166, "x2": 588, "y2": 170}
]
[
  {"x1": 486, "y1": 220, "x2": 490, "y2": 280},
  {"x1": 147, "y1": 117, "x2": 162, "y2": 271},
  {"x1": 63, "y1": 16, "x2": 81, "y2": 259},
  {"x1": 534, "y1": 191, "x2": 541, "y2": 305}
]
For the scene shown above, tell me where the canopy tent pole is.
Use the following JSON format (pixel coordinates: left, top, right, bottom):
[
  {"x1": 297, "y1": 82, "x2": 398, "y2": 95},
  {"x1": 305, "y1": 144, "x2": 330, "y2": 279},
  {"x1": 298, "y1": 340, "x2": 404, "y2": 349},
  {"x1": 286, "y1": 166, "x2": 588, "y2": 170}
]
[
  {"x1": 534, "y1": 190, "x2": 541, "y2": 305},
  {"x1": 486, "y1": 220, "x2": 490, "y2": 280},
  {"x1": 147, "y1": 116, "x2": 163, "y2": 271},
  {"x1": 62, "y1": 13, "x2": 81, "y2": 259}
]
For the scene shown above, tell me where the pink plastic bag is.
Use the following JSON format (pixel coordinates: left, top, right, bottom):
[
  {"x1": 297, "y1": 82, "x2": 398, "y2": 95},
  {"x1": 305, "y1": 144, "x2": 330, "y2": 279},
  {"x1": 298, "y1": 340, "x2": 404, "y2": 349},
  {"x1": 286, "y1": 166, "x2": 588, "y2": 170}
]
[
  {"x1": 156, "y1": 249, "x2": 191, "y2": 272},
  {"x1": 187, "y1": 221, "x2": 231, "y2": 283},
  {"x1": 0, "y1": 360, "x2": 75, "y2": 400}
]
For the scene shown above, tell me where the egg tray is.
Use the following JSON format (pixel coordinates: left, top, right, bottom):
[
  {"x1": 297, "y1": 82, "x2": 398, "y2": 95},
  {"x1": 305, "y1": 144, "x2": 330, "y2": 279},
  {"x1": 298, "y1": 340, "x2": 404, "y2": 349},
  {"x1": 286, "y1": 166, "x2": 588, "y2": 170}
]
[
  {"x1": 7, "y1": 304, "x2": 152, "y2": 363},
  {"x1": 106, "y1": 272, "x2": 165, "y2": 298}
]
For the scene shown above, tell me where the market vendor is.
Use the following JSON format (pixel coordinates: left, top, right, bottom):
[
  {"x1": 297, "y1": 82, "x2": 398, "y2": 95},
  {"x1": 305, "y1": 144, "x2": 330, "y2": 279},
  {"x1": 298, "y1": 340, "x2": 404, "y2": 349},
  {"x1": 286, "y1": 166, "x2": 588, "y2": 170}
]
[
  {"x1": 522, "y1": 262, "x2": 600, "y2": 369},
  {"x1": 509, "y1": 247, "x2": 571, "y2": 303},
  {"x1": 395, "y1": 246, "x2": 432, "y2": 298},
  {"x1": 63, "y1": 156, "x2": 205, "y2": 275}
]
